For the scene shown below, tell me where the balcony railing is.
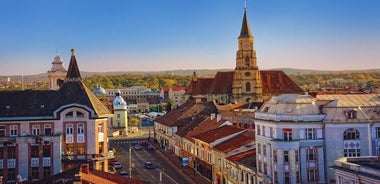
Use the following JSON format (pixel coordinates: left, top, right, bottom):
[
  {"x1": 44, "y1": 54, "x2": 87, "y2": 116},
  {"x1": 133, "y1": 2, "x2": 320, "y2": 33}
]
[
  {"x1": 62, "y1": 152, "x2": 115, "y2": 161},
  {"x1": 255, "y1": 112, "x2": 326, "y2": 122}
]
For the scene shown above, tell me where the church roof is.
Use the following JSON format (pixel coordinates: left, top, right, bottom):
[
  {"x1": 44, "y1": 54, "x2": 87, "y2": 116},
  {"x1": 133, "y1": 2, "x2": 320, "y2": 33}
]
[
  {"x1": 239, "y1": 9, "x2": 253, "y2": 38},
  {"x1": 49, "y1": 54, "x2": 66, "y2": 72},
  {"x1": 185, "y1": 70, "x2": 304, "y2": 97}
]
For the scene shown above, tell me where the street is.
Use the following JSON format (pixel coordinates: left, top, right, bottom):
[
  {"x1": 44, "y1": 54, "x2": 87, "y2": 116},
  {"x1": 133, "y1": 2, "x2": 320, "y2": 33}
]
[{"x1": 109, "y1": 138, "x2": 193, "y2": 184}]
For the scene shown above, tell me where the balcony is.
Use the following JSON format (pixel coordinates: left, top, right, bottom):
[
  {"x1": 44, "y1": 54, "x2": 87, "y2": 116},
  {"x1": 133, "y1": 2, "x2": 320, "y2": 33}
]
[
  {"x1": 62, "y1": 152, "x2": 115, "y2": 162},
  {"x1": 255, "y1": 112, "x2": 326, "y2": 122}
]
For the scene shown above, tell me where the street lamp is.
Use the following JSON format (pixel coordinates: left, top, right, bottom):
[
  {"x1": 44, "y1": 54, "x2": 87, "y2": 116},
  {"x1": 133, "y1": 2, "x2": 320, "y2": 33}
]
[{"x1": 129, "y1": 147, "x2": 132, "y2": 179}]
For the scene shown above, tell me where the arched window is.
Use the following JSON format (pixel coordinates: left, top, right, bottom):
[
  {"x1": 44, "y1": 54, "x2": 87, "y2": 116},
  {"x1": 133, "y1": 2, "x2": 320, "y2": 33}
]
[
  {"x1": 245, "y1": 56, "x2": 250, "y2": 67},
  {"x1": 343, "y1": 128, "x2": 360, "y2": 140},
  {"x1": 246, "y1": 82, "x2": 251, "y2": 92}
]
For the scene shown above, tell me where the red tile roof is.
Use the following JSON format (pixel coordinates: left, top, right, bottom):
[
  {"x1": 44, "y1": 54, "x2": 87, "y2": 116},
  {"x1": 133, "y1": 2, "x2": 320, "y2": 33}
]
[
  {"x1": 214, "y1": 133, "x2": 255, "y2": 153},
  {"x1": 193, "y1": 125, "x2": 246, "y2": 144},
  {"x1": 186, "y1": 70, "x2": 304, "y2": 97},
  {"x1": 183, "y1": 118, "x2": 225, "y2": 142}
]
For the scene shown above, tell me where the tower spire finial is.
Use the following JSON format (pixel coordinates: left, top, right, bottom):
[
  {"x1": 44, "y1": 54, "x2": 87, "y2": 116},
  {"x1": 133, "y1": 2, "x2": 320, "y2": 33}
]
[
  {"x1": 71, "y1": 48, "x2": 75, "y2": 55},
  {"x1": 244, "y1": 0, "x2": 247, "y2": 10},
  {"x1": 56, "y1": 48, "x2": 59, "y2": 56}
]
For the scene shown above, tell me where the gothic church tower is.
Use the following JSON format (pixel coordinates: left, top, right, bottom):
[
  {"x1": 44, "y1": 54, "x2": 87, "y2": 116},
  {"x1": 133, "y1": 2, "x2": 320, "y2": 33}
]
[{"x1": 232, "y1": 7, "x2": 263, "y2": 103}]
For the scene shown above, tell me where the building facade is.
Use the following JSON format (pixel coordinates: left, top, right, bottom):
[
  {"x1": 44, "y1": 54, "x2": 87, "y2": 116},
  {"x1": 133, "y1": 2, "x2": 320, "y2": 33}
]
[{"x1": 0, "y1": 49, "x2": 113, "y2": 183}]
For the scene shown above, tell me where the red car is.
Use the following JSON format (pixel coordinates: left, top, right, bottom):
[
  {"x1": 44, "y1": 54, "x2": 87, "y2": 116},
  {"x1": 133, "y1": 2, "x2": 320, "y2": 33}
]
[{"x1": 139, "y1": 141, "x2": 148, "y2": 147}]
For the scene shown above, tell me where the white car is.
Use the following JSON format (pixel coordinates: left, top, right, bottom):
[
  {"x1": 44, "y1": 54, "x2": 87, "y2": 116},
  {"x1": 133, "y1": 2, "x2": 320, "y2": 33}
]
[{"x1": 113, "y1": 162, "x2": 122, "y2": 169}]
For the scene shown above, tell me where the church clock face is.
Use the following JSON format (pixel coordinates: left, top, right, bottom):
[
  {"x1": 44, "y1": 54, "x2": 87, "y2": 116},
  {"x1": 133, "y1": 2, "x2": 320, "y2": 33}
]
[{"x1": 245, "y1": 72, "x2": 251, "y2": 76}]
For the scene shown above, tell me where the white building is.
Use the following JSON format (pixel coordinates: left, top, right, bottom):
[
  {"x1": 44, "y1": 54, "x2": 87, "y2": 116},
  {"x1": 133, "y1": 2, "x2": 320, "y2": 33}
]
[{"x1": 254, "y1": 93, "x2": 380, "y2": 183}]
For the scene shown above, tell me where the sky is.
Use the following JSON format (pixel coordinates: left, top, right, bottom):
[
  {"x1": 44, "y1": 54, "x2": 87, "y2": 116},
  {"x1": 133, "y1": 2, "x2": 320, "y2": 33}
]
[{"x1": 1, "y1": 0, "x2": 380, "y2": 76}]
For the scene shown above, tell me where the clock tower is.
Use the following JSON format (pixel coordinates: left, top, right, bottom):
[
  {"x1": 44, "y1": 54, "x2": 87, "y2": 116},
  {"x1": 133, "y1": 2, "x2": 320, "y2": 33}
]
[{"x1": 232, "y1": 8, "x2": 263, "y2": 103}]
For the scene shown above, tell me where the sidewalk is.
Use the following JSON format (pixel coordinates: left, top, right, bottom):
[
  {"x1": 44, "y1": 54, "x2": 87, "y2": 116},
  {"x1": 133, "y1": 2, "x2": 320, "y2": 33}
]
[{"x1": 152, "y1": 143, "x2": 211, "y2": 184}]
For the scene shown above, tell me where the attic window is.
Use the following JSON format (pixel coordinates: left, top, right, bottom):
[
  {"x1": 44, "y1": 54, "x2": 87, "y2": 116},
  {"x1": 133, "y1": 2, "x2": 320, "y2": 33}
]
[
  {"x1": 344, "y1": 109, "x2": 357, "y2": 119},
  {"x1": 77, "y1": 111, "x2": 84, "y2": 117},
  {"x1": 65, "y1": 111, "x2": 74, "y2": 118}
]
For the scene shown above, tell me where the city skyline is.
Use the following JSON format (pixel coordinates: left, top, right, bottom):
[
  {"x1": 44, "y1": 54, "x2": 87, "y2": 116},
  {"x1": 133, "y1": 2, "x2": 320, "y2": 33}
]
[{"x1": 1, "y1": 0, "x2": 380, "y2": 76}]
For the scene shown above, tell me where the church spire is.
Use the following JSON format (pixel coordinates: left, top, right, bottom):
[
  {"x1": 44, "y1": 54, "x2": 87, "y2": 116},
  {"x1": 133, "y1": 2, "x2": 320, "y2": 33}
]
[
  {"x1": 65, "y1": 49, "x2": 82, "y2": 82},
  {"x1": 239, "y1": 8, "x2": 253, "y2": 38}
]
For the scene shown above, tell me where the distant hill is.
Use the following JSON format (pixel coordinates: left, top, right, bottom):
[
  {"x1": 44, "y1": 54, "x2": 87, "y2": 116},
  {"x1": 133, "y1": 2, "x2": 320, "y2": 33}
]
[{"x1": 2, "y1": 68, "x2": 380, "y2": 83}]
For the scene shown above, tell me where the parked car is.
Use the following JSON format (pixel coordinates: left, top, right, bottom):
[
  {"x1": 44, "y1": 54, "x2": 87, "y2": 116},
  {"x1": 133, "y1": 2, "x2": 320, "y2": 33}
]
[
  {"x1": 134, "y1": 145, "x2": 142, "y2": 150},
  {"x1": 113, "y1": 162, "x2": 122, "y2": 169},
  {"x1": 131, "y1": 140, "x2": 139, "y2": 146},
  {"x1": 109, "y1": 159, "x2": 118, "y2": 165},
  {"x1": 139, "y1": 141, "x2": 148, "y2": 147},
  {"x1": 119, "y1": 171, "x2": 128, "y2": 177},
  {"x1": 145, "y1": 162, "x2": 155, "y2": 169},
  {"x1": 147, "y1": 146, "x2": 155, "y2": 151}
]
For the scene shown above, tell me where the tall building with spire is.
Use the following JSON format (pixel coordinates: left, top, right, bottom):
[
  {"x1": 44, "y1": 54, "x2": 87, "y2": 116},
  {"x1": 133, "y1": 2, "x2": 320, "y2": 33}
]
[
  {"x1": 232, "y1": 8, "x2": 263, "y2": 102},
  {"x1": 186, "y1": 7, "x2": 304, "y2": 104},
  {"x1": 111, "y1": 89, "x2": 128, "y2": 136},
  {"x1": 47, "y1": 51, "x2": 67, "y2": 90}
]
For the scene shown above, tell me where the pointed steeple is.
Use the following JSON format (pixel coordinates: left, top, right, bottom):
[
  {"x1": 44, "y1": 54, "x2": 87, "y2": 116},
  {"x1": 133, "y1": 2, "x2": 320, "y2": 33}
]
[
  {"x1": 65, "y1": 49, "x2": 82, "y2": 82},
  {"x1": 238, "y1": 8, "x2": 253, "y2": 38}
]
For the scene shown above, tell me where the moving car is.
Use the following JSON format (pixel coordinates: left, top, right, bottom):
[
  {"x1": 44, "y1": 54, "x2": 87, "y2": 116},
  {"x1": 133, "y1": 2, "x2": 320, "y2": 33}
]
[
  {"x1": 134, "y1": 145, "x2": 142, "y2": 150},
  {"x1": 145, "y1": 162, "x2": 155, "y2": 169},
  {"x1": 119, "y1": 171, "x2": 128, "y2": 177},
  {"x1": 113, "y1": 162, "x2": 122, "y2": 169}
]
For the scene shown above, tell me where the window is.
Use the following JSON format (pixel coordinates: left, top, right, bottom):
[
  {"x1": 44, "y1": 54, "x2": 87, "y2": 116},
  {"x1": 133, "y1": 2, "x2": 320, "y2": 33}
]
[
  {"x1": 65, "y1": 111, "x2": 73, "y2": 118},
  {"x1": 296, "y1": 171, "x2": 300, "y2": 183},
  {"x1": 343, "y1": 128, "x2": 360, "y2": 140},
  {"x1": 346, "y1": 110, "x2": 357, "y2": 119},
  {"x1": 307, "y1": 149, "x2": 316, "y2": 161},
  {"x1": 245, "y1": 56, "x2": 250, "y2": 66},
  {"x1": 77, "y1": 124, "x2": 84, "y2": 134},
  {"x1": 295, "y1": 150, "x2": 299, "y2": 162},
  {"x1": 245, "y1": 82, "x2": 251, "y2": 92},
  {"x1": 0, "y1": 147, "x2": 3, "y2": 159},
  {"x1": 258, "y1": 143, "x2": 261, "y2": 154},
  {"x1": 0, "y1": 125, "x2": 6, "y2": 137},
  {"x1": 31, "y1": 146, "x2": 39, "y2": 158},
  {"x1": 269, "y1": 127, "x2": 274, "y2": 138},
  {"x1": 257, "y1": 125, "x2": 261, "y2": 136},
  {"x1": 263, "y1": 144, "x2": 267, "y2": 156},
  {"x1": 285, "y1": 172, "x2": 290, "y2": 184},
  {"x1": 305, "y1": 128, "x2": 316, "y2": 140},
  {"x1": 283, "y1": 128, "x2": 292, "y2": 141},
  {"x1": 258, "y1": 160, "x2": 262, "y2": 173},
  {"x1": 77, "y1": 111, "x2": 84, "y2": 117},
  {"x1": 43, "y1": 145, "x2": 51, "y2": 157},
  {"x1": 262, "y1": 126, "x2": 265, "y2": 136},
  {"x1": 344, "y1": 149, "x2": 361, "y2": 157},
  {"x1": 66, "y1": 124, "x2": 73, "y2": 134},
  {"x1": 284, "y1": 150, "x2": 289, "y2": 162},
  {"x1": 8, "y1": 146, "x2": 16, "y2": 158},
  {"x1": 8, "y1": 169, "x2": 16, "y2": 182},
  {"x1": 98, "y1": 124, "x2": 103, "y2": 133},
  {"x1": 307, "y1": 169, "x2": 317, "y2": 181},
  {"x1": 273, "y1": 150, "x2": 277, "y2": 162},
  {"x1": 44, "y1": 124, "x2": 52, "y2": 135},
  {"x1": 43, "y1": 167, "x2": 51, "y2": 178},
  {"x1": 32, "y1": 125, "x2": 40, "y2": 135},
  {"x1": 10, "y1": 125, "x2": 18, "y2": 136},
  {"x1": 32, "y1": 167, "x2": 39, "y2": 180},
  {"x1": 274, "y1": 171, "x2": 278, "y2": 184},
  {"x1": 117, "y1": 114, "x2": 121, "y2": 118},
  {"x1": 77, "y1": 144, "x2": 85, "y2": 155},
  {"x1": 376, "y1": 127, "x2": 380, "y2": 138}
]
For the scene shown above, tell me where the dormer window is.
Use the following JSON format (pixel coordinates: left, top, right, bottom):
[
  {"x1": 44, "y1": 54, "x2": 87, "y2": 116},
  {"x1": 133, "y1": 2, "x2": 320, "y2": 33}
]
[
  {"x1": 344, "y1": 109, "x2": 357, "y2": 119},
  {"x1": 77, "y1": 111, "x2": 84, "y2": 117},
  {"x1": 65, "y1": 111, "x2": 73, "y2": 118}
]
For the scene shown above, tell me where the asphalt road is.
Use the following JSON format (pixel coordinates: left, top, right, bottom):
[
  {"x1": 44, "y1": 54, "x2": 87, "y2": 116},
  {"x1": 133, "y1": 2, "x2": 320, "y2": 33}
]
[{"x1": 109, "y1": 138, "x2": 192, "y2": 184}]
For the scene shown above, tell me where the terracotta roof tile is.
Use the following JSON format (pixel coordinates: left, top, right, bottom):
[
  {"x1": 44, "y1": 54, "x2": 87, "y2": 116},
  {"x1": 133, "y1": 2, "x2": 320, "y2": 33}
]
[
  {"x1": 214, "y1": 133, "x2": 255, "y2": 153},
  {"x1": 193, "y1": 125, "x2": 246, "y2": 143},
  {"x1": 186, "y1": 70, "x2": 304, "y2": 98},
  {"x1": 226, "y1": 149, "x2": 256, "y2": 168}
]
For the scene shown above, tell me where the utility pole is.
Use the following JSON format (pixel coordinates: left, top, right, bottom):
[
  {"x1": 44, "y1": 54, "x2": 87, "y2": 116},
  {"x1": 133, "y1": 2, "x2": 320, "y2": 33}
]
[{"x1": 129, "y1": 147, "x2": 132, "y2": 179}]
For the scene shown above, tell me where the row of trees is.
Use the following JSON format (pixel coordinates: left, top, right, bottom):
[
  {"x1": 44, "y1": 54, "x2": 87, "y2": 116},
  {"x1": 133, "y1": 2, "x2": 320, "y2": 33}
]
[{"x1": 83, "y1": 74, "x2": 192, "y2": 91}]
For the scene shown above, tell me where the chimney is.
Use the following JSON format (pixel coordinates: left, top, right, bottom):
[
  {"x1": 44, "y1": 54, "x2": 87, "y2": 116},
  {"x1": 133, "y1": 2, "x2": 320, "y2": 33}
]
[
  {"x1": 210, "y1": 113, "x2": 215, "y2": 120},
  {"x1": 216, "y1": 112, "x2": 222, "y2": 122}
]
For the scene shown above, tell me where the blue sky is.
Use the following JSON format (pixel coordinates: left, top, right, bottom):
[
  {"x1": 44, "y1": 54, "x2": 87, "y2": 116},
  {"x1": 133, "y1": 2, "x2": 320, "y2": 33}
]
[{"x1": 1, "y1": 0, "x2": 380, "y2": 75}]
